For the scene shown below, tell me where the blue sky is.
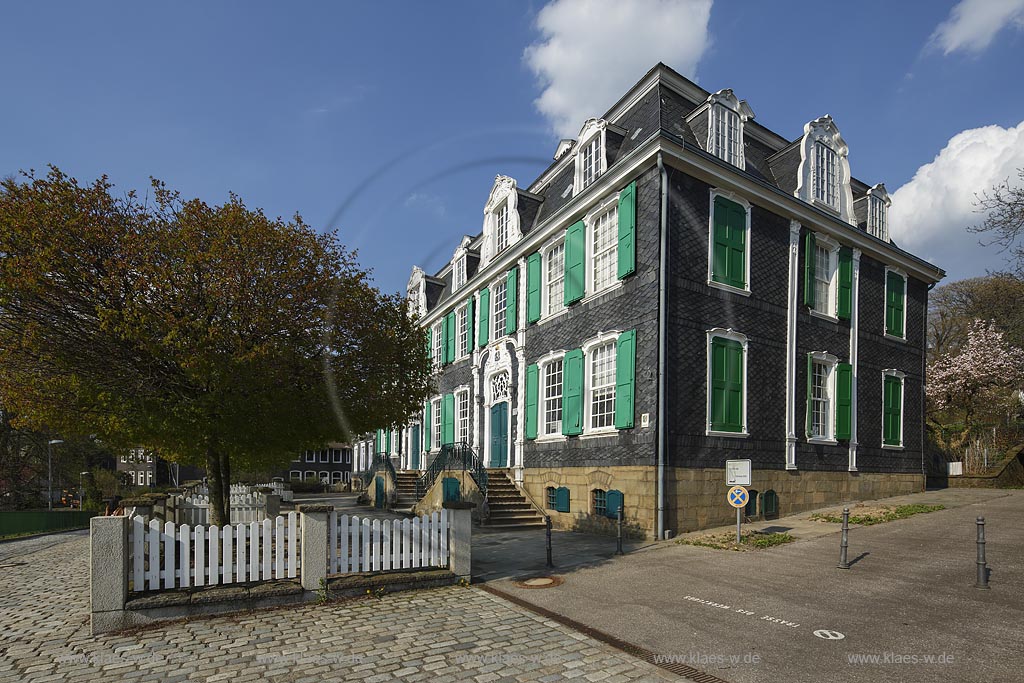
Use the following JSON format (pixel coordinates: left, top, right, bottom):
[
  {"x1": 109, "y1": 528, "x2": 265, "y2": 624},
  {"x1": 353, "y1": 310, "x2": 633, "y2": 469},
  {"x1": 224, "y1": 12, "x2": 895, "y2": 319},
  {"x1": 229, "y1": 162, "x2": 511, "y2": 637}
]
[{"x1": 3, "y1": 0, "x2": 1024, "y2": 293}]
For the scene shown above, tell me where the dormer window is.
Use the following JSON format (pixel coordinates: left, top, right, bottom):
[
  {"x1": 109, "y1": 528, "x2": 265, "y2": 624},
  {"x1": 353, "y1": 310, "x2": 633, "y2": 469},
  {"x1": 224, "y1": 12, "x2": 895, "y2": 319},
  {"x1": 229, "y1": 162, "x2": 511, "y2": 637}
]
[
  {"x1": 580, "y1": 136, "x2": 603, "y2": 189},
  {"x1": 453, "y1": 256, "x2": 466, "y2": 290},
  {"x1": 482, "y1": 175, "x2": 521, "y2": 266},
  {"x1": 867, "y1": 184, "x2": 891, "y2": 241},
  {"x1": 573, "y1": 119, "x2": 611, "y2": 195},
  {"x1": 702, "y1": 90, "x2": 753, "y2": 169},
  {"x1": 495, "y1": 202, "x2": 510, "y2": 253},
  {"x1": 813, "y1": 142, "x2": 838, "y2": 208}
]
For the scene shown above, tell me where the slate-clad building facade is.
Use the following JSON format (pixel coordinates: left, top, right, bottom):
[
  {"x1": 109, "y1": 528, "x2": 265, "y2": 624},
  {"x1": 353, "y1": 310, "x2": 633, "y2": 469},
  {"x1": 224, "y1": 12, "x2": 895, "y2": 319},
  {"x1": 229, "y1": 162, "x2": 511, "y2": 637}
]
[{"x1": 388, "y1": 64, "x2": 943, "y2": 537}]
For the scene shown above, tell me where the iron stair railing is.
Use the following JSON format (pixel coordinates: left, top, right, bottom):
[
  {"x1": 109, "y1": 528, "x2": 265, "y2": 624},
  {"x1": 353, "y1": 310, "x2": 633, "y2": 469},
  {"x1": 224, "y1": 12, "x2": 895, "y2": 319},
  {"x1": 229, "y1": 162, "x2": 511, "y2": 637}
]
[{"x1": 416, "y1": 441, "x2": 488, "y2": 499}]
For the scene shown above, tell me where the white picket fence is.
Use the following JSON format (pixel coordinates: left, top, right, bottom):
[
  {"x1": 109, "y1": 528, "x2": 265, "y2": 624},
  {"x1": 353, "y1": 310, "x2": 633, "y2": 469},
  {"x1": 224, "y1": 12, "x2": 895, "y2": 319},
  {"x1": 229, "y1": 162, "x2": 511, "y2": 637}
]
[
  {"x1": 176, "y1": 493, "x2": 267, "y2": 526},
  {"x1": 129, "y1": 512, "x2": 299, "y2": 592},
  {"x1": 328, "y1": 510, "x2": 449, "y2": 575},
  {"x1": 257, "y1": 481, "x2": 294, "y2": 502}
]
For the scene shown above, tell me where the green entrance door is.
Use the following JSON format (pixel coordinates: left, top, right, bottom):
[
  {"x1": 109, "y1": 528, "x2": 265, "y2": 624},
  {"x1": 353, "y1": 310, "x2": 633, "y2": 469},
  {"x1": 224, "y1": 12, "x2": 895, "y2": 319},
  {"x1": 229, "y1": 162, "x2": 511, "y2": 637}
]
[
  {"x1": 374, "y1": 477, "x2": 385, "y2": 509},
  {"x1": 489, "y1": 402, "x2": 508, "y2": 468},
  {"x1": 410, "y1": 425, "x2": 420, "y2": 469}
]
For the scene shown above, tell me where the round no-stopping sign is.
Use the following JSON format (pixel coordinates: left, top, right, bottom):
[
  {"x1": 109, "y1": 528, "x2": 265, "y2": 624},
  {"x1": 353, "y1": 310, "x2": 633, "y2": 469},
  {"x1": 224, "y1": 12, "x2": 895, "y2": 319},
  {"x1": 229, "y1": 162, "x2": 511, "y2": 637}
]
[{"x1": 728, "y1": 486, "x2": 749, "y2": 508}]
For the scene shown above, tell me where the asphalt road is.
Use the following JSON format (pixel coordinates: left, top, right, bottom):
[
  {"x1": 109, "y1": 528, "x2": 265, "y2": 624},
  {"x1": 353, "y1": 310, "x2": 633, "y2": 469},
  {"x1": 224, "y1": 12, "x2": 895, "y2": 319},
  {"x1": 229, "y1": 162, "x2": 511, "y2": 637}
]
[{"x1": 485, "y1": 489, "x2": 1024, "y2": 683}]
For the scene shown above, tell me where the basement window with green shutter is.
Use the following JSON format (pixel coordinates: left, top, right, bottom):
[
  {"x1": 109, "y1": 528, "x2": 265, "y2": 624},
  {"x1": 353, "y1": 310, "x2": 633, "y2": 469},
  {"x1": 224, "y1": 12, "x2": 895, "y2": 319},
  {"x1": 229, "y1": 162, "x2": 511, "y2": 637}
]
[
  {"x1": 885, "y1": 269, "x2": 906, "y2": 339},
  {"x1": 709, "y1": 193, "x2": 749, "y2": 292},
  {"x1": 546, "y1": 486, "x2": 557, "y2": 510},
  {"x1": 707, "y1": 331, "x2": 747, "y2": 435}
]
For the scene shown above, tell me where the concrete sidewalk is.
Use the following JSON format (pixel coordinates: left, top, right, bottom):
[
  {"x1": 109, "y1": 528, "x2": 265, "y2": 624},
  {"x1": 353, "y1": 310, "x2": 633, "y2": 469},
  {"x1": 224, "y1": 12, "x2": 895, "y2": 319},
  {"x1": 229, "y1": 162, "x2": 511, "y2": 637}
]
[{"x1": 484, "y1": 488, "x2": 1024, "y2": 683}]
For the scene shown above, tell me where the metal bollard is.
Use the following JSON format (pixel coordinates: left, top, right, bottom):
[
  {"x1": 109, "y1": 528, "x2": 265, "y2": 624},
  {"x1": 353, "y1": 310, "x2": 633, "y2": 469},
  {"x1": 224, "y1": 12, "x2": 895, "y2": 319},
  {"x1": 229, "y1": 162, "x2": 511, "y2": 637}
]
[
  {"x1": 615, "y1": 506, "x2": 624, "y2": 555},
  {"x1": 545, "y1": 515, "x2": 554, "y2": 568},
  {"x1": 974, "y1": 517, "x2": 990, "y2": 590},
  {"x1": 837, "y1": 507, "x2": 851, "y2": 569}
]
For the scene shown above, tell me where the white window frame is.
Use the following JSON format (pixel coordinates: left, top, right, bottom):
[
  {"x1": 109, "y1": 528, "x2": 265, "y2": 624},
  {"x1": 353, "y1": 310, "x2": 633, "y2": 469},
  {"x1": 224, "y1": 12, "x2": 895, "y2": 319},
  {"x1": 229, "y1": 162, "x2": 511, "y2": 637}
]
[
  {"x1": 491, "y1": 277, "x2": 508, "y2": 341},
  {"x1": 495, "y1": 202, "x2": 510, "y2": 253},
  {"x1": 344, "y1": 449, "x2": 352, "y2": 464},
  {"x1": 431, "y1": 398, "x2": 442, "y2": 453},
  {"x1": 709, "y1": 103, "x2": 743, "y2": 167},
  {"x1": 332, "y1": 449, "x2": 342, "y2": 463},
  {"x1": 482, "y1": 176, "x2": 522, "y2": 267},
  {"x1": 304, "y1": 470, "x2": 316, "y2": 481},
  {"x1": 289, "y1": 470, "x2": 301, "y2": 481},
  {"x1": 581, "y1": 331, "x2": 621, "y2": 436},
  {"x1": 537, "y1": 350, "x2": 567, "y2": 440},
  {"x1": 456, "y1": 304, "x2": 470, "y2": 359},
  {"x1": 542, "y1": 238, "x2": 566, "y2": 320},
  {"x1": 590, "y1": 202, "x2": 618, "y2": 295},
  {"x1": 867, "y1": 192, "x2": 889, "y2": 241},
  {"x1": 706, "y1": 189, "x2": 752, "y2": 296},
  {"x1": 807, "y1": 351, "x2": 839, "y2": 444},
  {"x1": 454, "y1": 387, "x2": 470, "y2": 444},
  {"x1": 583, "y1": 194, "x2": 622, "y2": 300},
  {"x1": 573, "y1": 119, "x2": 609, "y2": 195},
  {"x1": 705, "y1": 328, "x2": 749, "y2": 438},
  {"x1": 331, "y1": 471, "x2": 342, "y2": 484},
  {"x1": 883, "y1": 266, "x2": 908, "y2": 342},
  {"x1": 432, "y1": 322, "x2": 443, "y2": 368},
  {"x1": 881, "y1": 369, "x2": 906, "y2": 450},
  {"x1": 813, "y1": 141, "x2": 839, "y2": 210},
  {"x1": 453, "y1": 255, "x2": 467, "y2": 291},
  {"x1": 810, "y1": 232, "x2": 840, "y2": 320},
  {"x1": 305, "y1": 451, "x2": 315, "y2": 463}
]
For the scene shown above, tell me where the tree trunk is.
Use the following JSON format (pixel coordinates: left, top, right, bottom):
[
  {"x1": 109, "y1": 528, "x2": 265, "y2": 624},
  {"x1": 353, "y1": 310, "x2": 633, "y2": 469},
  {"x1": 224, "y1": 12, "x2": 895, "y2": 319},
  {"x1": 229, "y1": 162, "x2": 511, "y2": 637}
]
[{"x1": 205, "y1": 447, "x2": 231, "y2": 526}]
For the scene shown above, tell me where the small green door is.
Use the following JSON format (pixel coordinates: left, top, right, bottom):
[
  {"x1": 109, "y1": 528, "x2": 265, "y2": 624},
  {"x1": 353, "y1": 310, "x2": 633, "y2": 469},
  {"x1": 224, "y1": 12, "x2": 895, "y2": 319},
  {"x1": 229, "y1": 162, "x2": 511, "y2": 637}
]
[
  {"x1": 375, "y1": 477, "x2": 385, "y2": 509},
  {"x1": 489, "y1": 402, "x2": 509, "y2": 468},
  {"x1": 442, "y1": 477, "x2": 461, "y2": 502},
  {"x1": 410, "y1": 425, "x2": 420, "y2": 469}
]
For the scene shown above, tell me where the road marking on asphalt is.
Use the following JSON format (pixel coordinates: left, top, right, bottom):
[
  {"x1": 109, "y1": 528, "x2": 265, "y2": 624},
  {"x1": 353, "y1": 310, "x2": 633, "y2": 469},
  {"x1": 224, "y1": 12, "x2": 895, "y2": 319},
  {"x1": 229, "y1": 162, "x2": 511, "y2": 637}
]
[
  {"x1": 813, "y1": 630, "x2": 846, "y2": 640},
  {"x1": 683, "y1": 595, "x2": 801, "y2": 628}
]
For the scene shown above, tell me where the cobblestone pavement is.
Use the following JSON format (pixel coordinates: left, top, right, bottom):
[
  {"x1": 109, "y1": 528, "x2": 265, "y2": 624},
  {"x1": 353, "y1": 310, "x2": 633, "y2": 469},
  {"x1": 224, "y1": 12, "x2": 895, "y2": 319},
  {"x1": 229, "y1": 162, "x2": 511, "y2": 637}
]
[{"x1": 0, "y1": 532, "x2": 679, "y2": 682}]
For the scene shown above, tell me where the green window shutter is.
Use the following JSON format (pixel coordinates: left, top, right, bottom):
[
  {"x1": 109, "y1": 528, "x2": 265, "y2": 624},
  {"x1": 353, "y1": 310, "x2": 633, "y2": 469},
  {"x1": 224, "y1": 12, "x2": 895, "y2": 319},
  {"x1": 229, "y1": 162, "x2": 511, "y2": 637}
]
[
  {"x1": 803, "y1": 232, "x2": 816, "y2": 308},
  {"x1": 467, "y1": 298, "x2": 475, "y2": 349},
  {"x1": 886, "y1": 272, "x2": 905, "y2": 337},
  {"x1": 805, "y1": 353, "x2": 814, "y2": 438},
  {"x1": 562, "y1": 348, "x2": 584, "y2": 436},
  {"x1": 564, "y1": 220, "x2": 586, "y2": 306},
  {"x1": 711, "y1": 196, "x2": 746, "y2": 289},
  {"x1": 423, "y1": 402, "x2": 431, "y2": 451},
  {"x1": 444, "y1": 311, "x2": 456, "y2": 363},
  {"x1": 837, "y1": 247, "x2": 853, "y2": 320},
  {"x1": 385, "y1": 429, "x2": 391, "y2": 454},
  {"x1": 605, "y1": 490, "x2": 624, "y2": 519},
  {"x1": 709, "y1": 337, "x2": 744, "y2": 432},
  {"x1": 883, "y1": 376, "x2": 903, "y2": 445},
  {"x1": 525, "y1": 363, "x2": 539, "y2": 439},
  {"x1": 442, "y1": 393, "x2": 454, "y2": 445},
  {"x1": 505, "y1": 267, "x2": 518, "y2": 336},
  {"x1": 835, "y1": 362, "x2": 852, "y2": 440},
  {"x1": 526, "y1": 252, "x2": 542, "y2": 324},
  {"x1": 478, "y1": 288, "x2": 490, "y2": 347},
  {"x1": 617, "y1": 181, "x2": 636, "y2": 279},
  {"x1": 614, "y1": 329, "x2": 636, "y2": 429},
  {"x1": 555, "y1": 487, "x2": 570, "y2": 513},
  {"x1": 374, "y1": 430, "x2": 380, "y2": 454}
]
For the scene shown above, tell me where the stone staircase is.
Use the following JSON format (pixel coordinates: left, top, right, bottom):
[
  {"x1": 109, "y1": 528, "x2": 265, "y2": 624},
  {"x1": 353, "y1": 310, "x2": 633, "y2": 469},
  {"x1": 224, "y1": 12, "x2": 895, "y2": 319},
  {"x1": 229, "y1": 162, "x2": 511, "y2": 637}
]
[
  {"x1": 485, "y1": 470, "x2": 546, "y2": 529},
  {"x1": 394, "y1": 471, "x2": 420, "y2": 512}
]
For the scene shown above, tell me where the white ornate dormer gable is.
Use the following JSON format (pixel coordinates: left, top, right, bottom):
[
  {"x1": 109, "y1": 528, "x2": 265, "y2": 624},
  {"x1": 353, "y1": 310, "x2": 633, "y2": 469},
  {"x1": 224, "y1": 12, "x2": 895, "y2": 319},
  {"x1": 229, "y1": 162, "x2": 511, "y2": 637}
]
[
  {"x1": 554, "y1": 138, "x2": 575, "y2": 161},
  {"x1": 481, "y1": 175, "x2": 522, "y2": 267},
  {"x1": 406, "y1": 266, "x2": 426, "y2": 319},
  {"x1": 451, "y1": 236, "x2": 472, "y2": 291},
  {"x1": 795, "y1": 115, "x2": 856, "y2": 225},
  {"x1": 866, "y1": 183, "x2": 891, "y2": 242},
  {"x1": 573, "y1": 118, "x2": 610, "y2": 194},
  {"x1": 706, "y1": 89, "x2": 754, "y2": 168}
]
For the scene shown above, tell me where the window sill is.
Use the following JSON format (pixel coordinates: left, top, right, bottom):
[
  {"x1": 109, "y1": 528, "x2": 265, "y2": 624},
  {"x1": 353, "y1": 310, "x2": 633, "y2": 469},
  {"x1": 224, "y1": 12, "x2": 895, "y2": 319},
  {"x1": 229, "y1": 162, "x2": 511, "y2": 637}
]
[
  {"x1": 536, "y1": 307, "x2": 570, "y2": 327},
  {"x1": 707, "y1": 280, "x2": 751, "y2": 297},
  {"x1": 579, "y1": 281, "x2": 624, "y2": 306},
  {"x1": 534, "y1": 435, "x2": 567, "y2": 444},
  {"x1": 579, "y1": 429, "x2": 618, "y2": 440},
  {"x1": 807, "y1": 437, "x2": 838, "y2": 446},
  {"x1": 812, "y1": 198, "x2": 841, "y2": 214},
  {"x1": 881, "y1": 443, "x2": 904, "y2": 451},
  {"x1": 706, "y1": 430, "x2": 749, "y2": 438},
  {"x1": 883, "y1": 333, "x2": 906, "y2": 343},
  {"x1": 809, "y1": 309, "x2": 840, "y2": 323}
]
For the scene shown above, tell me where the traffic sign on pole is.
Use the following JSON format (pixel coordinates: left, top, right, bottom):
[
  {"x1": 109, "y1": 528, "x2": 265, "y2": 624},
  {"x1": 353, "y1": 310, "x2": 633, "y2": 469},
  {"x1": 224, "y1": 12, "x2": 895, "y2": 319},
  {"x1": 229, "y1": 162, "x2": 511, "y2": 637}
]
[
  {"x1": 726, "y1": 460, "x2": 751, "y2": 486},
  {"x1": 727, "y1": 486, "x2": 749, "y2": 508}
]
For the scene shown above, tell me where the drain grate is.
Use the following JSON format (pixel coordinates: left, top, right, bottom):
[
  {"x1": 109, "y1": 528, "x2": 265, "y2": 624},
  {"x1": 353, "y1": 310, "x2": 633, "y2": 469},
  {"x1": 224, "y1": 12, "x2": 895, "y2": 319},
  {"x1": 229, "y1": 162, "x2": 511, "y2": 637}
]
[{"x1": 479, "y1": 584, "x2": 733, "y2": 683}]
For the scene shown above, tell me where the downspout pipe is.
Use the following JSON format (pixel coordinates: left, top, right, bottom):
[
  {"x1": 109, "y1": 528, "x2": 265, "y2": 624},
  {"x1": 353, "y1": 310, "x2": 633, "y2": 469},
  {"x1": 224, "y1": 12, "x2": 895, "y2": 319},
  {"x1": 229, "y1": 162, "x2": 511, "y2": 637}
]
[
  {"x1": 657, "y1": 152, "x2": 668, "y2": 539},
  {"x1": 923, "y1": 281, "x2": 936, "y2": 484}
]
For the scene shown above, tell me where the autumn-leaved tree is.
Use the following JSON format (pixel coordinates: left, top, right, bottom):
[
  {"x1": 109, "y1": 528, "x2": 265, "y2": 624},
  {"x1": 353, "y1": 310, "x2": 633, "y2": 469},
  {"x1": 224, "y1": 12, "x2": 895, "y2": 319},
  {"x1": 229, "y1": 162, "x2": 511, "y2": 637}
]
[{"x1": 0, "y1": 167, "x2": 431, "y2": 524}]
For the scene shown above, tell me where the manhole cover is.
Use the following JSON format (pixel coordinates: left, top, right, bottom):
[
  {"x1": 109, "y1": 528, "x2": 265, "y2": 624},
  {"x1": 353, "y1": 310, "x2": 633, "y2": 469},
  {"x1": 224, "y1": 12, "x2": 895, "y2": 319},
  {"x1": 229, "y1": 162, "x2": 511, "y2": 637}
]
[{"x1": 513, "y1": 575, "x2": 563, "y2": 589}]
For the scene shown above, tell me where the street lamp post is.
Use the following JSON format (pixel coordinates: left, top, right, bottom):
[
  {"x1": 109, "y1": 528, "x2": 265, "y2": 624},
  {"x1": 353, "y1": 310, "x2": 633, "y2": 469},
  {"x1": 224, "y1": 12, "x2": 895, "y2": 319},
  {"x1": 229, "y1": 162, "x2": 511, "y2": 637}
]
[{"x1": 47, "y1": 439, "x2": 64, "y2": 510}]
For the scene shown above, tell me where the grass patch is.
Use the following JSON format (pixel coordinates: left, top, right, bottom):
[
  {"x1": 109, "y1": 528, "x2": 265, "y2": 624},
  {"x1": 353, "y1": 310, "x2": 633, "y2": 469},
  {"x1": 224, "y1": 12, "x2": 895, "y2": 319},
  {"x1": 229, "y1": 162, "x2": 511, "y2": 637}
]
[
  {"x1": 676, "y1": 530, "x2": 795, "y2": 551},
  {"x1": 809, "y1": 504, "x2": 945, "y2": 526}
]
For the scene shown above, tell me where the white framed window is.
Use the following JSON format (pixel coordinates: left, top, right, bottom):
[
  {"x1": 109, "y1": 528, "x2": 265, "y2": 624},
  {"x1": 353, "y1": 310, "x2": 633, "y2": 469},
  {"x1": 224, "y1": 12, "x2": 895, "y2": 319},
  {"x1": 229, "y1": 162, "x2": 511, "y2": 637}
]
[
  {"x1": 813, "y1": 141, "x2": 839, "y2": 208},
  {"x1": 289, "y1": 470, "x2": 301, "y2": 481},
  {"x1": 456, "y1": 304, "x2": 469, "y2": 358},
  {"x1": 432, "y1": 322, "x2": 443, "y2": 368},
  {"x1": 492, "y1": 279, "x2": 508, "y2": 340},
  {"x1": 495, "y1": 202, "x2": 510, "y2": 253},
  {"x1": 453, "y1": 256, "x2": 466, "y2": 290},
  {"x1": 544, "y1": 241, "x2": 566, "y2": 318},
  {"x1": 881, "y1": 369, "x2": 906, "y2": 449},
  {"x1": 431, "y1": 398, "x2": 442, "y2": 451},
  {"x1": 344, "y1": 449, "x2": 352, "y2": 464},
  {"x1": 331, "y1": 471, "x2": 342, "y2": 484},
  {"x1": 332, "y1": 449, "x2": 342, "y2": 463},
  {"x1": 868, "y1": 195, "x2": 887, "y2": 240},
  {"x1": 581, "y1": 136, "x2": 603, "y2": 190},
  {"x1": 706, "y1": 189, "x2": 752, "y2": 295},
  {"x1": 305, "y1": 470, "x2": 316, "y2": 480},
  {"x1": 808, "y1": 352, "x2": 838, "y2": 442},
  {"x1": 573, "y1": 119, "x2": 610, "y2": 195},
  {"x1": 455, "y1": 389, "x2": 470, "y2": 444},
  {"x1": 588, "y1": 342, "x2": 617, "y2": 431},
  {"x1": 305, "y1": 451, "x2": 315, "y2": 463},
  {"x1": 705, "y1": 328, "x2": 749, "y2": 437},
  {"x1": 543, "y1": 358, "x2": 564, "y2": 436},
  {"x1": 319, "y1": 471, "x2": 329, "y2": 483},
  {"x1": 319, "y1": 450, "x2": 328, "y2": 463},
  {"x1": 710, "y1": 103, "x2": 742, "y2": 166},
  {"x1": 146, "y1": 470, "x2": 153, "y2": 485},
  {"x1": 591, "y1": 204, "x2": 618, "y2": 294},
  {"x1": 811, "y1": 234, "x2": 839, "y2": 319}
]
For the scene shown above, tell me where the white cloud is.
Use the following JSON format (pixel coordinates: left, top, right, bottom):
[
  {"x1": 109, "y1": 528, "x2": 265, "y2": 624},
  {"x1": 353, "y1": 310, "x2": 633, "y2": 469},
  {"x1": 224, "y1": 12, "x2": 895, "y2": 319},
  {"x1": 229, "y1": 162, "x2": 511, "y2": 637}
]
[
  {"x1": 524, "y1": 0, "x2": 713, "y2": 138},
  {"x1": 890, "y1": 121, "x2": 1024, "y2": 279},
  {"x1": 404, "y1": 192, "x2": 446, "y2": 219},
  {"x1": 928, "y1": 0, "x2": 1024, "y2": 55}
]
